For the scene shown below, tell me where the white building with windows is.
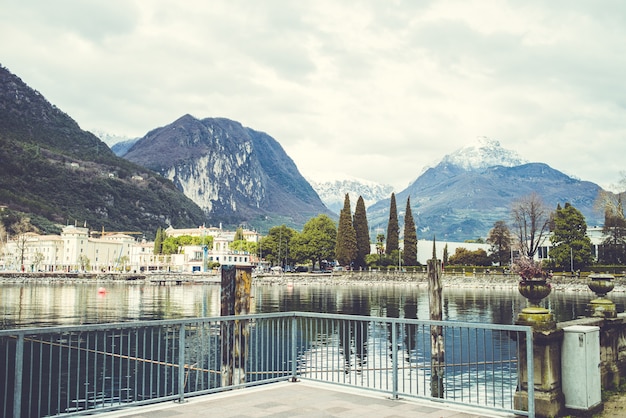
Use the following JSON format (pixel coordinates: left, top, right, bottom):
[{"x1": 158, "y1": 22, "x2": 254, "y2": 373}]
[{"x1": 2, "y1": 225, "x2": 256, "y2": 273}]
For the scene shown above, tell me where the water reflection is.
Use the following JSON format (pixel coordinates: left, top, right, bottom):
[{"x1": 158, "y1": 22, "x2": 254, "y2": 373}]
[{"x1": 1, "y1": 282, "x2": 625, "y2": 329}]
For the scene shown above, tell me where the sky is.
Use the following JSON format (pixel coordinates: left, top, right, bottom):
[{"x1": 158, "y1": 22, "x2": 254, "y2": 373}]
[{"x1": 1, "y1": 1, "x2": 626, "y2": 191}]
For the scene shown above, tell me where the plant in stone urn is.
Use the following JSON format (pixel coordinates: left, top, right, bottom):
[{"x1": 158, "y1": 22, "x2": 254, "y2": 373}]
[{"x1": 512, "y1": 256, "x2": 552, "y2": 309}]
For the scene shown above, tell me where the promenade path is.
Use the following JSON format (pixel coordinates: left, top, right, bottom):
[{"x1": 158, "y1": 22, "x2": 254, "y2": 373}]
[{"x1": 100, "y1": 380, "x2": 514, "y2": 418}]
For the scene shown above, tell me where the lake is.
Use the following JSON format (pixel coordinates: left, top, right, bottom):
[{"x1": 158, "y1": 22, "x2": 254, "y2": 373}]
[{"x1": 1, "y1": 280, "x2": 623, "y2": 328}]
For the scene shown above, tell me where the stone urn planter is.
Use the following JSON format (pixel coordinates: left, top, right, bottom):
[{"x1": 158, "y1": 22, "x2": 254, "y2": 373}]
[
  {"x1": 518, "y1": 278, "x2": 552, "y2": 310},
  {"x1": 588, "y1": 273, "x2": 616, "y2": 318}
]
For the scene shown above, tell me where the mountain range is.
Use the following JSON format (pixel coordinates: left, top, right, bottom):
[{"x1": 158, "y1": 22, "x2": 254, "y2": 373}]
[
  {"x1": 308, "y1": 178, "x2": 394, "y2": 215},
  {"x1": 0, "y1": 64, "x2": 608, "y2": 241},
  {"x1": 367, "y1": 138, "x2": 604, "y2": 241},
  {"x1": 120, "y1": 115, "x2": 333, "y2": 232}
]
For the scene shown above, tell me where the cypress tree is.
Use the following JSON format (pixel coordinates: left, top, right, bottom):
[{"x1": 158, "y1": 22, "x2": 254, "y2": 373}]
[
  {"x1": 153, "y1": 227, "x2": 164, "y2": 255},
  {"x1": 335, "y1": 193, "x2": 357, "y2": 267},
  {"x1": 403, "y1": 197, "x2": 418, "y2": 266},
  {"x1": 353, "y1": 195, "x2": 371, "y2": 270},
  {"x1": 386, "y1": 193, "x2": 399, "y2": 255}
]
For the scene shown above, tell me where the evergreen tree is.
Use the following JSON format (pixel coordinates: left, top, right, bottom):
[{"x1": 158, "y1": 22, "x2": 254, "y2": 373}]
[
  {"x1": 234, "y1": 227, "x2": 244, "y2": 241},
  {"x1": 443, "y1": 243, "x2": 449, "y2": 266},
  {"x1": 335, "y1": 194, "x2": 358, "y2": 267},
  {"x1": 353, "y1": 195, "x2": 371, "y2": 270},
  {"x1": 153, "y1": 227, "x2": 164, "y2": 255},
  {"x1": 549, "y1": 202, "x2": 593, "y2": 271},
  {"x1": 385, "y1": 193, "x2": 399, "y2": 255},
  {"x1": 403, "y1": 197, "x2": 418, "y2": 266}
]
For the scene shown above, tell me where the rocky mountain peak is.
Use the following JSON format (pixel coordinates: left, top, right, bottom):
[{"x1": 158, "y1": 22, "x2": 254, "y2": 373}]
[{"x1": 439, "y1": 136, "x2": 528, "y2": 171}]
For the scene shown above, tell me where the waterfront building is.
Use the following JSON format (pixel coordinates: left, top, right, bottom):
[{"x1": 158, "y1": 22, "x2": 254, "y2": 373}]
[{"x1": 1, "y1": 224, "x2": 256, "y2": 273}]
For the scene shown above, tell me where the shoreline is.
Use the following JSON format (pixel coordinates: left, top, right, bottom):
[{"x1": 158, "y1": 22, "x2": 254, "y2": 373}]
[{"x1": 1, "y1": 271, "x2": 625, "y2": 293}]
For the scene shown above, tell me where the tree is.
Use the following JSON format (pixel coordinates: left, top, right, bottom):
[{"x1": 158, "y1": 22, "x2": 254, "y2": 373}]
[
  {"x1": 548, "y1": 202, "x2": 593, "y2": 271},
  {"x1": 448, "y1": 247, "x2": 491, "y2": 266},
  {"x1": 442, "y1": 244, "x2": 449, "y2": 266},
  {"x1": 375, "y1": 233, "x2": 385, "y2": 265},
  {"x1": 259, "y1": 225, "x2": 296, "y2": 267},
  {"x1": 403, "y1": 197, "x2": 418, "y2": 266},
  {"x1": 291, "y1": 215, "x2": 336, "y2": 270},
  {"x1": 511, "y1": 193, "x2": 551, "y2": 258},
  {"x1": 335, "y1": 194, "x2": 358, "y2": 267},
  {"x1": 0, "y1": 221, "x2": 6, "y2": 258},
  {"x1": 153, "y1": 227, "x2": 165, "y2": 255},
  {"x1": 386, "y1": 193, "x2": 399, "y2": 255},
  {"x1": 13, "y1": 217, "x2": 36, "y2": 272},
  {"x1": 234, "y1": 227, "x2": 244, "y2": 241},
  {"x1": 353, "y1": 195, "x2": 371, "y2": 270},
  {"x1": 486, "y1": 220, "x2": 512, "y2": 266},
  {"x1": 597, "y1": 191, "x2": 626, "y2": 264},
  {"x1": 230, "y1": 240, "x2": 257, "y2": 254}
]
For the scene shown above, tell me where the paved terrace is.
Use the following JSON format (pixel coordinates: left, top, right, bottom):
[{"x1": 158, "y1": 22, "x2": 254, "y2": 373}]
[{"x1": 101, "y1": 381, "x2": 513, "y2": 418}]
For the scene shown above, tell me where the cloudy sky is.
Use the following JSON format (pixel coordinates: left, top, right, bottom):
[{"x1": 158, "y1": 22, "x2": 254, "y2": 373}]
[{"x1": 2, "y1": 1, "x2": 625, "y2": 191}]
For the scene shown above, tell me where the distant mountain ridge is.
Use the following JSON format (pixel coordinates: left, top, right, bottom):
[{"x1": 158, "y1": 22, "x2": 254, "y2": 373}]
[
  {"x1": 122, "y1": 115, "x2": 333, "y2": 231},
  {"x1": 368, "y1": 139, "x2": 603, "y2": 241},
  {"x1": 0, "y1": 64, "x2": 206, "y2": 235},
  {"x1": 309, "y1": 178, "x2": 394, "y2": 214}
]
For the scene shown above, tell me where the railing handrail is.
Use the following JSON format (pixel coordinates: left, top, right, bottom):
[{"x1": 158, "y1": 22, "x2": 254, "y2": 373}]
[{"x1": 0, "y1": 311, "x2": 533, "y2": 336}]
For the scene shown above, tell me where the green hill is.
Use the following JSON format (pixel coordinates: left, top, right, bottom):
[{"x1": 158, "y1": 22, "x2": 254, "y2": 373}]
[{"x1": 0, "y1": 64, "x2": 206, "y2": 237}]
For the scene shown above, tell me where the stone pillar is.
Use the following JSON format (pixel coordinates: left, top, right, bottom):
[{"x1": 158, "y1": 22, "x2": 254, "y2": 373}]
[{"x1": 514, "y1": 327, "x2": 565, "y2": 418}]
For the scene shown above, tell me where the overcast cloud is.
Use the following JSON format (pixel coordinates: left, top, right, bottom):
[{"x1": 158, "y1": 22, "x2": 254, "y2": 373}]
[{"x1": 2, "y1": 1, "x2": 625, "y2": 191}]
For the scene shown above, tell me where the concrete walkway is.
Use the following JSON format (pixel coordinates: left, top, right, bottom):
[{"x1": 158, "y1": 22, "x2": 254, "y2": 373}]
[{"x1": 100, "y1": 381, "x2": 515, "y2": 418}]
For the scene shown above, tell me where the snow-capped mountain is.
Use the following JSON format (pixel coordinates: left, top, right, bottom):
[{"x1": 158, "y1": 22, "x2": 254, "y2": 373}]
[
  {"x1": 91, "y1": 130, "x2": 139, "y2": 156},
  {"x1": 439, "y1": 136, "x2": 528, "y2": 170},
  {"x1": 367, "y1": 138, "x2": 603, "y2": 241},
  {"x1": 90, "y1": 130, "x2": 133, "y2": 147},
  {"x1": 309, "y1": 177, "x2": 394, "y2": 214}
]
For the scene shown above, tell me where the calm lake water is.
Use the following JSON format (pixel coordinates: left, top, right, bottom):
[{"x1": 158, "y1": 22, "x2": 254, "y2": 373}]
[{"x1": 2, "y1": 281, "x2": 624, "y2": 329}]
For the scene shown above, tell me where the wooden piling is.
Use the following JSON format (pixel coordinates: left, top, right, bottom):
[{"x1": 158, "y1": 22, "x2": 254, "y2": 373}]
[
  {"x1": 220, "y1": 264, "x2": 252, "y2": 387},
  {"x1": 428, "y1": 238, "x2": 444, "y2": 398}
]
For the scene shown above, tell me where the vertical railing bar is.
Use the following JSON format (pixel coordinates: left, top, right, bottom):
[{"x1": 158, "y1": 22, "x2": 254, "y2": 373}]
[
  {"x1": 156, "y1": 327, "x2": 162, "y2": 397},
  {"x1": 291, "y1": 315, "x2": 297, "y2": 381},
  {"x1": 178, "y1": 324, "x2": 186, "y2": 403},
  {"x1": 94, "y1": 331, "x2": 99, "y2": 409},
  {"x1": 482, "y1": 328, "x2": 487, "y2": 405},
  {"x1": 392, "y1": 320, "x2": 398, "y2": 399},
  {"x1": 84, "y1": 332, "x2": 90, "y2": 409},
  {"x1": 26, "y1": 335, "x2": 34, "y2": 417},
  {"x1": 101, "y1": 330, "x2": 108, "y2": 406},
  {"x1": 64, "y1": 332, "x2": 71, "y2": 411},
  {"x1": 12, "y1": 334, "x2": 24, "y2": 418},
  {"x1": 116, "y1": 331, "x2": 122, "y2": 405},
  {"x1": 126, "y1": 328, "x2": 132, "y2": 402},
  {"x1": 526, "y1": 329, "x2": 535, "y2": 418},
  {"x1": 36, "y1": 334, "x2": 43, "y2": 417},
  {"x1": 75, "y1": 332, "x2": 82, "y2": 411},
  {"x1": 447, "y1": 326, "x2": 452, "y2": 401},
  {"x1": 60, "y1": 332, "x2": 66, "y2": 413}
]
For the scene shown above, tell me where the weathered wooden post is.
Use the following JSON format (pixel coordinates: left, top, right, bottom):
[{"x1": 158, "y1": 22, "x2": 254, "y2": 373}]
[
  {"x1": 220, "y1": 264, "x2": 252, "y2": 387},
  {"x1": 428, "y1": 238, "x2": 444, "y2": 398}
]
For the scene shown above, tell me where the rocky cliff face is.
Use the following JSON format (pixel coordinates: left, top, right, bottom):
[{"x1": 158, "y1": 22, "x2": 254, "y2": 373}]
[{"x1": 123, "y1": 115, "x2": 333, "y2": 230}]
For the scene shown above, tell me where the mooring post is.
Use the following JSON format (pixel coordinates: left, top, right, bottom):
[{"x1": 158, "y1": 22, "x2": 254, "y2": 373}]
[
  {"x1": 428, "y1": 238, "x2": 444, "y2": 398},
  {"x1": 220, "y1": 264, "x2": 252, "y2": 387}
]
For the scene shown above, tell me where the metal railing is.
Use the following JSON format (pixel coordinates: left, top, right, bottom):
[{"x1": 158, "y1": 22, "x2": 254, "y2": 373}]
[{"x1": 0, "y1": 312, "x2": 534, "y2": 417}]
